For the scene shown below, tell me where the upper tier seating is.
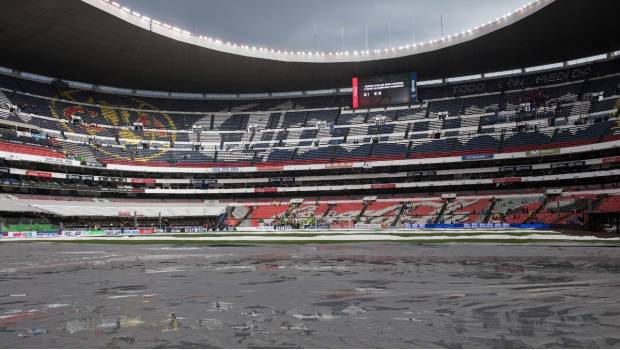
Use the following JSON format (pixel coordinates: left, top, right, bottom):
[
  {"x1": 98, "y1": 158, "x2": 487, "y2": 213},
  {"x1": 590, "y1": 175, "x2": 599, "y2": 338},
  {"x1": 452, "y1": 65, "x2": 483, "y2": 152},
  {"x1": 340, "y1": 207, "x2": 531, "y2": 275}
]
[{"x1": 2, "y1": 60, "x2": 620, "y2": 168}]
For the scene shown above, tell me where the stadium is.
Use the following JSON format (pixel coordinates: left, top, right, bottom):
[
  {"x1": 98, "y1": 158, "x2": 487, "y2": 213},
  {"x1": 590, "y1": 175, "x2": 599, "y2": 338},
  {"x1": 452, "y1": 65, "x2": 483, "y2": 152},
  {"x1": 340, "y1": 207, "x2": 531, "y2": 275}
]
[{"x1": 1, "y1": 0, "x2": 620, "y2": 348}]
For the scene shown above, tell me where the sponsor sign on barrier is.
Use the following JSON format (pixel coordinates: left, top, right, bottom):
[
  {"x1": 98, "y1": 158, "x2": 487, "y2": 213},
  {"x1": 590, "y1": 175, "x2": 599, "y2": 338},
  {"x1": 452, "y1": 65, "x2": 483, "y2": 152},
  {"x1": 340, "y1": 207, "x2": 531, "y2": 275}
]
[
  {"x1": 14, "y1": 232, "x2": 33, "y2": 238},
  {"x1": 44, "y1": 157, "x2": 80, "y2": 166},
  {"x1": 25, "y1": 170, "x2": 53, "y2": 178},
  {"x1": 62, "y1": 230, "x2": 84, "y2": 236},
  {"x1": 325, "y1": 162, "x2": 354, "y2": 169},
  {"x1": 103, "y1": 229, "x2": 140, "y2": 236},
  {"x1": 62, "y1": 230, "x2": 107, "y2": 236},
  {"x1": 371, "y1": 183, "x2": 395, "y2": 189},
  {"x1": 3, "y1": 231, "x2": 40, "y2": 238},
  {"x1": 303, "y1": 224, "x2": 331, "y2": 230},
  {"x1": 212, "y1": 167, "x2": 240, "y2": 173},
  {"x1": 36, "y1": 231, "x2": 59, "y2": 237},
  {"x1": 257, "y1": 165, "x2": 284, "y2": 171},
  {"x1": 354, "y1": 223, "x2": 382, "y2": 230},
  {"x1": 403, "y1": 224, "x2": 422, "y2": 229},
  {"x1": 526, "y1": 148, "x2": 560, "y2": 156},
  {"x1": 86, "y1": 230, "x2": 105, "y2": 236},
  {"x1": 516, "y1": 223, "x2": 551, "y2": 229},
  {"x1": 602, "y1": 156, "x2": 620, "y2": 164},
  {"x1": 493, "y1": 177, "x2": 522, "y2": 183},
  {"x1": 462, "y1": 154, "x2": 494, "y2": 161},
  {"x1": 255, "y1": 187, "x2": 278, "y2": 193},
  {"x1": 130, "y1": 178, "x2": 156, "y2": 184},
  {"x1": 177, "y1": 227, "x2": 211, "y2": 233},
  {"x1": 248, "y1": 225, "x2": 295, "y2": 232},
  {"x1": 464, "y1": 223, "x2": 510, "y2": 229},
  {"x1": 403, "y1": 223, "x2": 550, "y2": 229}
]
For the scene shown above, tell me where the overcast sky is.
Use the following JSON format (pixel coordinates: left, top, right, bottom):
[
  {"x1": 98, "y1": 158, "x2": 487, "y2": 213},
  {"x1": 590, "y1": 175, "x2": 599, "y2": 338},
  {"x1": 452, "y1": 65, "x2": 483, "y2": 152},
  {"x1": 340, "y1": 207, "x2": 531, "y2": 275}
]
[{"x1": 120, "y1": 0, "x2": 529, "y2": 52}]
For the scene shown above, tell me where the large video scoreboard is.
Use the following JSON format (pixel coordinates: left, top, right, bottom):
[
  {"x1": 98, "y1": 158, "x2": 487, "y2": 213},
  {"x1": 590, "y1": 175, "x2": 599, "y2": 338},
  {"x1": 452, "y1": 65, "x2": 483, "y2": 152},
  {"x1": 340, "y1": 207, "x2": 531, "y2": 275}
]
[{"x1": 352, "y1": 72, "x2": 418, "y2": 109}]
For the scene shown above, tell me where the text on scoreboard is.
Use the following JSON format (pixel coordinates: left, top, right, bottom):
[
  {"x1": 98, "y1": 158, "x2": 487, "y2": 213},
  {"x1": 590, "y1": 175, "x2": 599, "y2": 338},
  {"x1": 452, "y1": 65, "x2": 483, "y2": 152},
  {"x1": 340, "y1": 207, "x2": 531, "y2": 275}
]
[{"x1": 352, "y1": 72, "x2": 417, "y2": 108}]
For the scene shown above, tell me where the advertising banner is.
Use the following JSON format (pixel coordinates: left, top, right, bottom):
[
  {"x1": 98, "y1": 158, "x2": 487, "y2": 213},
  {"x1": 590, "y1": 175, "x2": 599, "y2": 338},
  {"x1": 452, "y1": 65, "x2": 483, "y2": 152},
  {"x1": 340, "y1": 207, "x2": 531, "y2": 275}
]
[
  {"x1": 130, "y1": 178, "x2": 156, "y2": 184},
  {"x1": 462, "y1": 154, "x2": 494, "y2": 161},
  {"x1": 493, "y1": 177, "x2": 522, "y2": 183},
  {"x1": 409, "y1": 72, "x2": 418, "y2": 104},
  {"x1": 354, "y1": 223, "x2": 382, "y2": 230},
  {"x1": 257, "y1": 164, "x2": 284, "y2": 171},
  {"x1": 403, "y1": 223, "x2": 550, "y2": 229},
  {"x1": 35, "y1": 231, "x2": 60, "y2": 238},
  {"x1": 255, "y1": 187, "x2": 278, "y2": 193},
  {"x1": 62, "y1": 230, "x2": 105, "y2": 236},
  {"x1": 602, "y1": 156, "x2": 620, "y2": 164},
  {"x1": 352, "y1": 77, "x2": 359, "y2": 109},
  {"x1": 2, "y1": 231, "x2": 59, "y2": 238},
  {"x1": 371, "y1": 183, "x2": 395, "y2": 189},
  {"x1": 103, "y1": 229, "x2": 139, "y2": 236},
  {"x1": 25, "y1": 170, "x2": 54, "y2": 178},
  {"x1": 526, "y1": 148, "x2": 560, "y2": 156},
  {"x1": 325, "y1": 162, "x2": 354, "y2": 169}
]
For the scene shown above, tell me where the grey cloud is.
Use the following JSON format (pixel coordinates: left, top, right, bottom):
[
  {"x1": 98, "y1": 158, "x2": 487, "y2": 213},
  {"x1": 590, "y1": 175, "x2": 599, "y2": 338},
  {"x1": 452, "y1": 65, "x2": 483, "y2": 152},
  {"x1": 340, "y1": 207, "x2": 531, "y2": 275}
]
[{"x1": 121, "y1": 0, "x2": 529, "y2": 52}]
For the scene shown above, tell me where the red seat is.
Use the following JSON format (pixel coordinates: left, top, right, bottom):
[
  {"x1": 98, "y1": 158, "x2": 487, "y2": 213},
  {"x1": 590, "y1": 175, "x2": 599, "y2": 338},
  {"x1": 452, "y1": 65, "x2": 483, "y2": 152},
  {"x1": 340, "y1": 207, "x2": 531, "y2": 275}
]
[{"x1": 0, "y1": 141, "x2": 65, "y2": 159}]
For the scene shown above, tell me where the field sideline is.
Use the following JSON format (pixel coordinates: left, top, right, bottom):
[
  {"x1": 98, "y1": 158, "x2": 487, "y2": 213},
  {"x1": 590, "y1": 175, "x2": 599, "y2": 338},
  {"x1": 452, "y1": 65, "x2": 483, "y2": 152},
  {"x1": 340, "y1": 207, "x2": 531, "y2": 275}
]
[{"x1": 1, "y1": 229, "x2": 619, "y2": 245}]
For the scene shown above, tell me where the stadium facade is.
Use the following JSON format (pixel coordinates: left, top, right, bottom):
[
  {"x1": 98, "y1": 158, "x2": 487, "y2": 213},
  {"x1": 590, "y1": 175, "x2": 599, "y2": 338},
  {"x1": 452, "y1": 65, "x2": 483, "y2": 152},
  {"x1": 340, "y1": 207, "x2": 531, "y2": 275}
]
[{"x1": 0, "y1": 0, "x2": 619, "y2": 236}]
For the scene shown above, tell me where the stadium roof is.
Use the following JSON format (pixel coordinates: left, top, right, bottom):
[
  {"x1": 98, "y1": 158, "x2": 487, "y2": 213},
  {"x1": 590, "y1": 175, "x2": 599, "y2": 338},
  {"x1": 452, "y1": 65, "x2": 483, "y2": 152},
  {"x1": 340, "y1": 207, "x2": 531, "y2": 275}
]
[{"x1": 0, "y1": 0, "x2": 618, "y2": 93}]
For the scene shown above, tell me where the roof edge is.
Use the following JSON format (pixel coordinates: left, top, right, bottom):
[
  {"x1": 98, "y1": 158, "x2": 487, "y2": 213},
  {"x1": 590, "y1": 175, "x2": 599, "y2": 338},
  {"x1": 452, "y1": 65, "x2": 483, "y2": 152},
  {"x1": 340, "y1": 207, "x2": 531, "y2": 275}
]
[{"x1": 82, "y1": 0, "x2": 554, "y2": 63}]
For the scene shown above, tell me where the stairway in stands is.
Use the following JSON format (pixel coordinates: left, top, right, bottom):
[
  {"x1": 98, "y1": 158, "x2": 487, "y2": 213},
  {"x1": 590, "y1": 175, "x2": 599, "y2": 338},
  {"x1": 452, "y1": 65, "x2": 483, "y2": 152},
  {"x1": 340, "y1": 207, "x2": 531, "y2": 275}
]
[
  {"x1": 568, "y1": 100, "x2": 591, "y2": 116},
  {"x1": 266, "y1": 113, "x2": 282, "y2": 129},
  {"x1": 58, "y1": 141, "x2": 101, "y2": 166},
  {"x1": 0, "y1": 91, "x2": 32, "y2": 123},
  {"x1": 234, "y1": 206, "x2": 255, "y2": 228},
  {"x1": 433, "y1": 201, "x2": 449, "y2": 224},
  {"x1": 354, "y1": 202, "x2": 370, "y2": 224},
  {"x1": 0, "y1": 91, "x2": 11, "y2": 119},
  {"x1": 392, "y1": 202, "x2": 408, "y2": 227},
  {"x1": 321, "y1": 204, "x2": 334, "y2": 218},
  {"x1": 524, "y1": 197, "x2": 549, "y2": 224},
  {"x1": 483, "y1": 198, "x2": 497, "y2": 223},
  {"x1": 428, "y1": 119, "x2": 443, "y2": 132},
  {"x1": 590, "y1": 195, "x2": 608, "y2": 213}
]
